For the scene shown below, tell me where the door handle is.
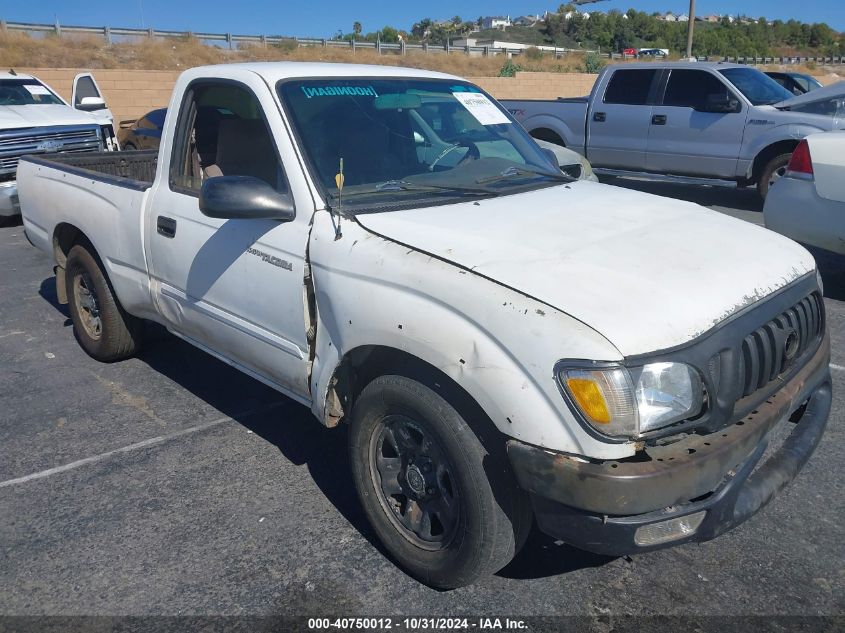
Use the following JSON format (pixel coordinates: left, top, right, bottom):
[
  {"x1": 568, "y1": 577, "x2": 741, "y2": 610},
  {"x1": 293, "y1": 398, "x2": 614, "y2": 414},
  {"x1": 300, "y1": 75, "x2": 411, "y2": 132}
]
[
  {"x1": 593, "y1": 111, "x2": 606, "y2": 122},
  {"x1": 157, "y1": 216, "x2": 177, "y2": 238},
  {"x1": 651, "y1": 114, "x2": 667, "y2": 125}
]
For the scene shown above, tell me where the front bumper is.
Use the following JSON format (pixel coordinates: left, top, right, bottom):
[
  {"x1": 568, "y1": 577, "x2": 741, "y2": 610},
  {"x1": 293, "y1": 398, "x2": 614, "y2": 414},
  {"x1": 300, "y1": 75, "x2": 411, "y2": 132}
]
[
  {"x1": 0, "y1": 181, "x2": 20, "y2": 217},
  {"x1": 508, "y1": 333, "x2": 832, "y2": 556}
]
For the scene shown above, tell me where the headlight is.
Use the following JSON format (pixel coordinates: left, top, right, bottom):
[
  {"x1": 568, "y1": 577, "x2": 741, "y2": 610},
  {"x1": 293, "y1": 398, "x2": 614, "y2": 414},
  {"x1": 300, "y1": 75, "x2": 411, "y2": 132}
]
[{"x1": 559, "y1": 362, "x2": 704, "y2": 438}]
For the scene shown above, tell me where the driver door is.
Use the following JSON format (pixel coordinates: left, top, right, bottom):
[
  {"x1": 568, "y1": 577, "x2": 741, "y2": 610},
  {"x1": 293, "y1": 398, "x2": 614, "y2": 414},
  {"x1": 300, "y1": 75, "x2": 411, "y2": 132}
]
[
  {"x1": 146, "y1": 76, "x2": 313, "y2": 399},
  {"x1": 646, "y1": 69, "x2": 748, "y2": 178}
]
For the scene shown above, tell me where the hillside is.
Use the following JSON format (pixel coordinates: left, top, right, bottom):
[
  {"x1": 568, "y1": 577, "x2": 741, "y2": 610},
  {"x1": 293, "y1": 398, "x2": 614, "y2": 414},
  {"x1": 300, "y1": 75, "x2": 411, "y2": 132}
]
[{"x1": 401, "y1": 8, "x2": 843, "y2": 57}]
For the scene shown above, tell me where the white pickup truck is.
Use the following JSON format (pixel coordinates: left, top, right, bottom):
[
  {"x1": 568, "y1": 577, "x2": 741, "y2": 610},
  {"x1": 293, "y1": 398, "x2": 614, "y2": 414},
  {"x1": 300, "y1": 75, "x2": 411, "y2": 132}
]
[
  {"x1": 18, "y1": 62, "x2": 832, "y2": 588},
  {"x1": 1, "y1": 71, "x2": 117, "y2": 222}
]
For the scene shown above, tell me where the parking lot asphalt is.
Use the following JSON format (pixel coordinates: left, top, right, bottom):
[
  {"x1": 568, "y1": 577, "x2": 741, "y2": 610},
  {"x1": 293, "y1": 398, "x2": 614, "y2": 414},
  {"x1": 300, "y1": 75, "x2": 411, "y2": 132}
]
[{"x1": 1, "y1": 179, "x2": 844, "y2": 620}]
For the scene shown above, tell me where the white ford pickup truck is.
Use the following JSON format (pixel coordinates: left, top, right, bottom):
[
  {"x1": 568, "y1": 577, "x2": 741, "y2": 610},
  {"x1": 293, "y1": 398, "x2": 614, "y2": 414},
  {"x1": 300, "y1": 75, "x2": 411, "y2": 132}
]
[
  {"x1": 18, "y1": 62, "x2": 832, "y2": 588},
  {"x1": 1, "y1": 71, "x2": 118, "y2": 222}
]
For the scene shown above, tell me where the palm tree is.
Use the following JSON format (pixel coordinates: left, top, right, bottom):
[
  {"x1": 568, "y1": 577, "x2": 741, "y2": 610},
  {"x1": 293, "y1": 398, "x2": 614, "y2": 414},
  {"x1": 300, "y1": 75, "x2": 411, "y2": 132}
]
[{"x1": 353, "y1": 21, "x2": 362, "y2": 36}]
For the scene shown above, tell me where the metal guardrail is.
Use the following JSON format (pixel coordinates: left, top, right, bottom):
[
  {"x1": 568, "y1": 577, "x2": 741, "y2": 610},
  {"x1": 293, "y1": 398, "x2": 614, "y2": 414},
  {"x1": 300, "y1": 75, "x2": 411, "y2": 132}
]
[
  {"x1": 1, "y1": 20, "x2": 842, "y2": 65},
  {"x1": 0, "y1": 19, "x2": 584, "y2": 58}
]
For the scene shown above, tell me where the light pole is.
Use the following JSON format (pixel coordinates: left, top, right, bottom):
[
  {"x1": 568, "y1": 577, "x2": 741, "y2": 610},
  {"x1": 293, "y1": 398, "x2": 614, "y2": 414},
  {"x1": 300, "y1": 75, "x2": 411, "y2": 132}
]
[{"x1": 685, "y1": 0, "x2": 696, "y2": 58}]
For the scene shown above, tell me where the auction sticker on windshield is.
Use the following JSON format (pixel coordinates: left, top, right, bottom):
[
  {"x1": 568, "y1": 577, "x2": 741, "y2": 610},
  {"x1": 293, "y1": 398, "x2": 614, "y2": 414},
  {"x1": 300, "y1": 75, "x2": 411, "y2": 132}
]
[{"x1": 452, "y1": 92, "x2": 510, "y2": 125}]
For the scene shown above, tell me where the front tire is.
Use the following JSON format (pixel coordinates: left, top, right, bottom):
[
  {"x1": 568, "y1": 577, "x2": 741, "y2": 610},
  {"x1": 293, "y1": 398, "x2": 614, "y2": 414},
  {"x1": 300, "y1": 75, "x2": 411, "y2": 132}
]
[
  {"x1": 757, "y1": 152, "x2": 792, "y2": 200},
  {"x1": 349, "y1": 375, "x2": 530, "y2": 588},
  {"x1": 66, "y1": 243, "x2": 143, "y2": 361}
]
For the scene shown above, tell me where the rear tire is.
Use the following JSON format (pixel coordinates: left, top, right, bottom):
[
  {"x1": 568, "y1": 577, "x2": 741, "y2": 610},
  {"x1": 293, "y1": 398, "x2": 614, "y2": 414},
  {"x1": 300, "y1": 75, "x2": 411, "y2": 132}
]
[
  {"x1": 349, "y1": 374, "x2": 531, "y2": 588},
  {"x1": 122, "y1": 141, "x2": 137, "y2": 151},
  {"x1": 757, "y1": 152, "x2": 792, "y2": 200},
  {"x1": 66, "y1": 243, "x2": 143, "y2": 361}
]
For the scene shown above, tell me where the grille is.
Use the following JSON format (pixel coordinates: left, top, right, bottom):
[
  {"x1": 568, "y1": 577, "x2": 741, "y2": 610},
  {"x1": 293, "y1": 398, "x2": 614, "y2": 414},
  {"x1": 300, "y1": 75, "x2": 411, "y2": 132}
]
[
  {"x1": 0, "y1": 126, "x2": 101, "y2": 176},
  {"x1": 737, "y1": 292, "x2": 823, "y2": 397}
]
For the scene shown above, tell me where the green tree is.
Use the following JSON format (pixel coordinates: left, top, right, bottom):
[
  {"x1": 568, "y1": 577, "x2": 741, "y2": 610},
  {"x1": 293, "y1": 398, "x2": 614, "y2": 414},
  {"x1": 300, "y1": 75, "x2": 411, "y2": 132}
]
[
  {"x1": 353, "y1": 21, "x2": 362, "y2": 36},
  {"x1": 380, "y1": 26, "x2": 400, "y2": 43}
]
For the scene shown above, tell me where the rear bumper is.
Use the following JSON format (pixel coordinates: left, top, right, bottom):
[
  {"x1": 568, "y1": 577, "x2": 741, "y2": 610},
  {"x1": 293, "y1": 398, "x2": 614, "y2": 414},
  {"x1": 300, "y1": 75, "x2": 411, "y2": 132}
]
[
  {"x1": 764, "y1": 176, "x2": 845, "y2": 256},
  {"x1": 0, "y1": 181, "x2": 20, "y2": 217},
  {"x1": 508, "y1": 334, "x2": 832, "y2": 556}
]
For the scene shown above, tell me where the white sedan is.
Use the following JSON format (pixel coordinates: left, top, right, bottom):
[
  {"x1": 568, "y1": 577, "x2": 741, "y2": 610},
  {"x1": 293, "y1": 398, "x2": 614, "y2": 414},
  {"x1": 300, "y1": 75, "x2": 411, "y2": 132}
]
[{"x1": 764, "y1": 130, "x2": 845, "y2": 256}]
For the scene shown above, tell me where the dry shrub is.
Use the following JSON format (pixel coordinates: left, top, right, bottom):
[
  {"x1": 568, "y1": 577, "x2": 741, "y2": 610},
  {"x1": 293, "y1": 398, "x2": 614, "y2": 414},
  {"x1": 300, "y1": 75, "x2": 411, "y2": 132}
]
[{"x1": 0, "y1": 30, "x2": 594, "y2": 76}]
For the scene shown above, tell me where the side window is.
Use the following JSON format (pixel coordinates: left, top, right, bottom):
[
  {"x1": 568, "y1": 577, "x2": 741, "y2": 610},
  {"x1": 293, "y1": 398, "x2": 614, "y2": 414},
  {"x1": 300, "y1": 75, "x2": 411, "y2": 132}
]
[
  {"x1": 768, "y1": 74, "x2": 787, "y2": 88},
  {"x1": 603, "y1": 70, "x2": 658, "y2": 105},
  {"x1": 793, "y1": 76, "x2": 811, "y2": 93},
  {"x1": 663, "y1": 70, "x2": 731, "y2": 109},
  {"x1": 169, "y1": 82, "x2": 287, "y2": 194}
]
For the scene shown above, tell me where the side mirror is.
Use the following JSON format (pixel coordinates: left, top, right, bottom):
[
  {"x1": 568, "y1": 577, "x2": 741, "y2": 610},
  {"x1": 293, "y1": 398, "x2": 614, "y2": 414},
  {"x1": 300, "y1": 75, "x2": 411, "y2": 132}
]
[
  {"x1": 77, "y1": 96, "x2": 107, "y2": 111},
  {"x1": 199, "y1": 175, "x2": 295, "y2": 221},
  {"x1": 698, "y1": 94, "x2": 740, "y2": 113}
]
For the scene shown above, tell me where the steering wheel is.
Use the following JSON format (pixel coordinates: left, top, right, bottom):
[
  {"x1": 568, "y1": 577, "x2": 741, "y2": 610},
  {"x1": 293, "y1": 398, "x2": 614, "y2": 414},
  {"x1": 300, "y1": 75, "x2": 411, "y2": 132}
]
[{"x1": 428, "y1": 140, "x2": 481, "y2": 171}]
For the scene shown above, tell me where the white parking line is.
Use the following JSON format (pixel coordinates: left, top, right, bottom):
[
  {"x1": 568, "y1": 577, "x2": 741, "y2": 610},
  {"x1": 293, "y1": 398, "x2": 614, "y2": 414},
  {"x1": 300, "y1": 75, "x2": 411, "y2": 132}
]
[
  {"x1": 831, "y1": 364, "x2": 845, "y2": 373},
  {"x1": 0, "y1": 402, "x2": 285, "y2": 489}
]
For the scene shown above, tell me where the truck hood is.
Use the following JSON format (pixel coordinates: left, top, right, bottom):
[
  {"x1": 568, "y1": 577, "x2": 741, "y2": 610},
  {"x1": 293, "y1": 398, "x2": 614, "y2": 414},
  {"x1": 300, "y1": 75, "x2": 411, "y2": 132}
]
[
  {"x1": 774, "y1": 80, "x2": 845, "y2": 109},
  {"x1": 354, "y1": 181, "x2": 816, "y2": 357},
  {"x1": 0, "y1": 104, "x2": 101, "y2": 130}
]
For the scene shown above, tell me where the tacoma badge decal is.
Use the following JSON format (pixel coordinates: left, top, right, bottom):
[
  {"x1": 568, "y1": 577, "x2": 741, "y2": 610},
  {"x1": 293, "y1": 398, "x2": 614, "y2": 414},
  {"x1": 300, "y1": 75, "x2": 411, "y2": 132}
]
[{"x1": 246, "y1": 247, "x2": 293, "y2": 271}]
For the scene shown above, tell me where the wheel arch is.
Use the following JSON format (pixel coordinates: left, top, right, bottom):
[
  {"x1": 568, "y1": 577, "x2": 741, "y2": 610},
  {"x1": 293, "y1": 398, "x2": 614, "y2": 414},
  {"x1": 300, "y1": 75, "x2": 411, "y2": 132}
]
[
  {"x1": 751, "y1": 139, "x2": 800, "y2": 184},
  {"x1": 53, "y1": 222, "x2": 95, "y2": 268},
  {"x1": 520, "y1": 113, "x2": 577, "y2": 147},
  {"x1": 52, "y1": 223, "x2": 100, "y2": 304},
  {"x1": 326, "y1": 344, "x2": 510, "y2": 453}
]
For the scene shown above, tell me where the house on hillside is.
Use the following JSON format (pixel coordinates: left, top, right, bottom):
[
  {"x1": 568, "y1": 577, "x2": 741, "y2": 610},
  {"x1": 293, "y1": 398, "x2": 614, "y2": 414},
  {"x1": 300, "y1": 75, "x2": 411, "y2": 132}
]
[
  {"x1": 659, "y1": 12, "x2": 677, "y2": 22},
  {"x1": 677, "y1": 14, "x2": 689, "y2": 22},
  {"x1": 697, "y1": 14, "x2": 720, "y2": 22},
  {"x1": 512, "y1": 15, "x2": 541, "y2": 27},
  {"x1": 482, "y1": 16, "x2": 512, "y2": 30},
  {"x1": 563, "y1": 10, "x2": 590, "y2": 20}
]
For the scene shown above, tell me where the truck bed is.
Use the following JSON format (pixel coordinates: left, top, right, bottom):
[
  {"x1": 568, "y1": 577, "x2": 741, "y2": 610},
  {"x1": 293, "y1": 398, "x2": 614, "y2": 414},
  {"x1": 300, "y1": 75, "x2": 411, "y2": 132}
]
[
  {"x1": 18, "y1": 149, "x2": 159, "y2": 322},
  {"x1": 501, "y1": 98, "x2": 589, "y2": 154},
  {"x1": 21, "y1": 150, "x2": 158, "y2": 191}
]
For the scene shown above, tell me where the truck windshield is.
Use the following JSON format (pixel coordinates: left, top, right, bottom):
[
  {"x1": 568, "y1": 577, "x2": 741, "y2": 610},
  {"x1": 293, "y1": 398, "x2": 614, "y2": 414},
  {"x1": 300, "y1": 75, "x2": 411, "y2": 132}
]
[
  {"x1": 277, "y1": 78, "x2": 569, "y2": 209},
  {"x1": 0, "y1": 79, "x2": 64, "y2": 106},
  {"x1": 718, "y1": 68, "x2": 793, "y2": 106}
]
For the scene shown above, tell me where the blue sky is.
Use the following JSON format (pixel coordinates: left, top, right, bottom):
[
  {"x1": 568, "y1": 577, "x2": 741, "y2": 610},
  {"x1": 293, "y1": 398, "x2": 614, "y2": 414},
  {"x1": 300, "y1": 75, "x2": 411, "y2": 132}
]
[{"x1": 1, "y1": 0, "x2": 842, "y2": 36}]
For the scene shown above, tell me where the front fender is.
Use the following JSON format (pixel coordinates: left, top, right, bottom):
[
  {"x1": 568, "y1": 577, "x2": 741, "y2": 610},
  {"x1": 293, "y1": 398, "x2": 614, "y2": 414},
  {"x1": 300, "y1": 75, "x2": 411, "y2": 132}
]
[
  {"x1": 743, "y1": 122, "x2": 827, "y2": 164},
  {"x1": 307, "y1": 211, "x2": 636, "y2": 460}
]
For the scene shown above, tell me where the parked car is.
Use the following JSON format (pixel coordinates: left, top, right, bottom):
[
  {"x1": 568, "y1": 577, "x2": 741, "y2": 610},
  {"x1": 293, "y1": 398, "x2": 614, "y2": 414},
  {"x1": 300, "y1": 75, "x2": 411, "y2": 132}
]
[
  {"x1": 765, "y1": 71, "x2": 824, "y2": 95},
  {"x1": 118, "y1": 108, "x2": 166, "y2": 150},
  {"x1": 764, "y1": 131, "x2": 845, "y2": 255},
  {"x1": 0, "y1": 71, "x2": 117, "y2": 223},
  {"x1": 638, "y1": 48, "x2": 669, "y2": 57},
  {"x1": 18, "y1": 62, "x2": 831, "y2": 589},
  {"x1": 623, "y1": 47, "x2": 638, "y2": 57},
  {"x1": 502, "y1": 62, "x2": 845, "y2": 199},
  {"x1": 534, "y1": 138, "x2": 598, "y2": 181}
]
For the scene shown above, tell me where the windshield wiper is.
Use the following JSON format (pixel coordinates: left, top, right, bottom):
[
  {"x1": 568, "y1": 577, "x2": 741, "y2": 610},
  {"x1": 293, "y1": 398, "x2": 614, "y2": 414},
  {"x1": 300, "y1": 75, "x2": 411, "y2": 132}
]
[
  {"x1": 476, "y1": 165, "x2": 573, "y2": 185},
  {"x1": 368, "y1": 179, "x2": 498, "y2": 195}
]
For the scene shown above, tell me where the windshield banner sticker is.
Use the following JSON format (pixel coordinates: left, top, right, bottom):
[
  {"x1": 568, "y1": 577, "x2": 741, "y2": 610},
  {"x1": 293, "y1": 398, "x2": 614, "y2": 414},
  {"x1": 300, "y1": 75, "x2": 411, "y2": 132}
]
[
  {"x1": 23, "y1": 84, "x2": 52, "y2": 96},
  {"x1": 452, "y1": 92, "x2": 510, "y2": 125},
  {"x1": 301, "y1": 85, "x2": 379, "y2": 99}
]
